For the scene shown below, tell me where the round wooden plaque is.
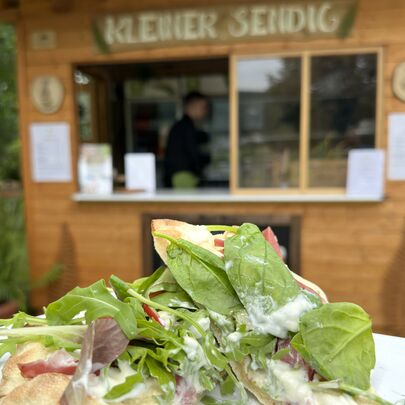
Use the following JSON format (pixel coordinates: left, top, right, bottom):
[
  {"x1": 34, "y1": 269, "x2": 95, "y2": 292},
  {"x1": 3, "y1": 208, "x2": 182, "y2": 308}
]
[{"x1": 31, "y1": 75, "x2": 64, "y2": 114}]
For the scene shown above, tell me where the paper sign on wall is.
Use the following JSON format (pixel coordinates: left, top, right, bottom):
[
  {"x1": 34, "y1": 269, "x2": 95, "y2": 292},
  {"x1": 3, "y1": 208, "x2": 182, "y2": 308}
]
[
  {"x1": 388, "y1": 113, "x2": 405, "y2": 180},
  {"x1": 30, "y1": 122, "x2": 72, "y2": 182},
  {"x1": 346, "y1": 149, "x2": 385, "y2": 198},
  {"x1": 125, "y1": 153, "x2": 156, "y2": 192},
  {"x1": 78, "y1": 144, "x2": 113, "y2": 194}
]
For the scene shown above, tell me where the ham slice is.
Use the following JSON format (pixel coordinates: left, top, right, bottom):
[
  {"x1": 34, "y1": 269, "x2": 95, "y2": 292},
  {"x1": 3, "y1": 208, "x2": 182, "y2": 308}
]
[
  {"x1": 262, "y1": 227, "x2": 284, "y2": 259},
  {"x1": 18, "y1": 350, "x2": 77, "y2": 378}
]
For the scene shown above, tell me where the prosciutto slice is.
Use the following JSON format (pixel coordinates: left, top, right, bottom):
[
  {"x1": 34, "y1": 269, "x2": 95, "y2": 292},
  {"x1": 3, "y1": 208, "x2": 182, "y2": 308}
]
[
  {"x1": 262, "y1": 226, "x2": 328, "y2": 303},
  {"x1": 18, "y1": 349, "x2": 77, "y2": 378}
]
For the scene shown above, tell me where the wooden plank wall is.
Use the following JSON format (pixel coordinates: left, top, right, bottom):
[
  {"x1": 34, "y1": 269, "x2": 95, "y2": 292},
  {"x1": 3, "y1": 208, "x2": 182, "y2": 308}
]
[{"x1": 16, "y1": 0, "x2": 405, "y2": 335}]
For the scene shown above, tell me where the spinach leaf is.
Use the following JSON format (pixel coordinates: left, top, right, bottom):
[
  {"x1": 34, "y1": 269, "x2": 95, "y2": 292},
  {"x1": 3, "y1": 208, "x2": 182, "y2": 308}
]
[
  {"x1": 161, "y1": 237, "x2": 241, "y2": 315},
  {"x1": 151, "y1": 290, "x2": 197, "y2": 310},
  {"x1": 310, "y1": 380, "x2": 392, "y2": 405},
  {"x1": 292, "y1": 302, "x2": 375, "y2": 390},
  {"x1": 46, "y1": 280, "x2": 137, "y2": 339},
  {"x1": 224, "y1": 223, "x2": 301, "y2": 336}
]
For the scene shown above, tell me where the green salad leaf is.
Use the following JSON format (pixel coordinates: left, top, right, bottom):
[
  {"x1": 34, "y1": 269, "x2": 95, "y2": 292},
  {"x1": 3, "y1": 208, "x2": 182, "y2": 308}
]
[
  {"x1": 45, "y1": 280, "x2": 138, "y2": 339},
  {"x1": 0, "y1": 325, "x2": 86, "y2": 356},
  {"x1": 103, "y1": 370, "x2": 143, "y2": 400},
  {"x1": 154, "y1": 234, "x2": 241, "y2": 315},
  {"x1": 224, "y1": 223, "x2": 301, "y2": 336},
  {"x1": 145, "y1": 356, "x2": 176, "y2": 400},
  {"x1": 292, "y1": 302, "x2": 376, "y2": 390},
  {"x1": 310, "y1": 380, "x2": 392, "y2": 405}
]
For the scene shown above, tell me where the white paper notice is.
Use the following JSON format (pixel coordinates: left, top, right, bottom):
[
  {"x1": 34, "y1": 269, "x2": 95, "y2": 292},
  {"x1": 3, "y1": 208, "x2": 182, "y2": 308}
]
[
  {"x1": 30, "y1": 122, "x2": 72, "y2": 182},
  {"x1": 78, "y1": 144, "x2": 113, "y2": 194},
  {"x1": 346, "y1": 149, "x2": 385, "y2": 198},
  {"x1": 388, "y1": 113, "x2": 405, "y2": 180},
  {"x1": 125, "y1": 153, "x2": 156, "y2": 192}
]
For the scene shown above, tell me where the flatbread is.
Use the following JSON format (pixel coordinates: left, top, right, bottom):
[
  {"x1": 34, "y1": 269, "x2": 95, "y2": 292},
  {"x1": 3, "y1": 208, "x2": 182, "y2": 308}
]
[
  {"x1": 0, "y1": 342, "x2": 49, "y2": 396},
  {"x1": 0, "y1": 372, "x2": 70, "y2": 405}
]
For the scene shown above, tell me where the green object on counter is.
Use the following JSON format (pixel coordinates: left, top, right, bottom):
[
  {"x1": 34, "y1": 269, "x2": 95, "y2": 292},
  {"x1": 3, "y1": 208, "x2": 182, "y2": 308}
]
[{"x1": 172, "y1": 171, "x2": 199, "y2": 188}]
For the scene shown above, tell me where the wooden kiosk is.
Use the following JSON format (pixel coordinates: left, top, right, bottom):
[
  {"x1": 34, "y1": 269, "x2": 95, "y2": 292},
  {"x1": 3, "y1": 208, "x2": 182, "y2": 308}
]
[{"x1": 1, "y1": 0, "x2": 405, "y2": 335}]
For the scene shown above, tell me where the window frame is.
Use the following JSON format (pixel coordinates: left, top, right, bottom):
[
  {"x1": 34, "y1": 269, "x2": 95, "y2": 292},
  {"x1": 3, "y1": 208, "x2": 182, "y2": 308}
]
[{"x1": 230, "y1": 47, "x2": 383, "y2": 194}]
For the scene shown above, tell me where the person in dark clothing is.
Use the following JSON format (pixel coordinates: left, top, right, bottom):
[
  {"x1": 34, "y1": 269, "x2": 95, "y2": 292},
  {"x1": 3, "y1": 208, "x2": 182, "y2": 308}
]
[{"x1": 164, "y1": 91, "x2": 210, "y2": 188}]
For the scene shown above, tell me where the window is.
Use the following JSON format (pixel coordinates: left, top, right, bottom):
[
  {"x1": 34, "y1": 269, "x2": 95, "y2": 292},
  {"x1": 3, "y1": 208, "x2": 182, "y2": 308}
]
[{"x1": 232, "y1": 50, "x2": 380, "y2": 192}]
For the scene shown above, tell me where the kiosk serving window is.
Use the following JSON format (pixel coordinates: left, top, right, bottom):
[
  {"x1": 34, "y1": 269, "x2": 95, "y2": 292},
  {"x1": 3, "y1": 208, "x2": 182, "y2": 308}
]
[
  {"x1": 74, "y1": 50, "x2": 380, "y2": 195},
  {"x1": 232, "y1": 50, "x2": 381, "y2": 193}
]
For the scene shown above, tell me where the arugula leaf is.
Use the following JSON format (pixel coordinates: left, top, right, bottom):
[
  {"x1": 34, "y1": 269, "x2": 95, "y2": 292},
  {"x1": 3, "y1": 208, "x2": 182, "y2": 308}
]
[
  {"x1": 224, "y1": 223, "x2": 301, "y2": 336},
  {"x1": 0, "y1": 312, "x2": 47, "y2": 328},
  {"x1": 292, "y1": 302, "x2": 375, "y2": 390},
  {"x1": 148, "y1": 267, "x2": 180, "y2": 294},
  {"x1": 0, "y1": 325, "x2": 86, "y2": 356},
  {"x1": 103, "y1": 370, "x2": 143, "y2": 400},
  {"x1": 159, "y1": 236, "x2": 241, "y2": 314},
  {"x1": 145, "y1": 356, "x2": 175, "y2": 401},
  {"x1": 136, "y1": 266, "x2": 166, "y2": 295},
  {"x1": 45, "y1": 280, "x2": 137, "y2": 339}
]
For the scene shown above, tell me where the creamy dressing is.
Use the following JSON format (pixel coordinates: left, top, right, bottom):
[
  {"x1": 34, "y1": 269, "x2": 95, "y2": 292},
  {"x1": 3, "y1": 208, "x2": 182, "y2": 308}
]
[
  {"x1": 208, "y1": 310, "x2": 234, "y2": 332},
  {"x1": 190, "y1": 316, "x2": 210, "y2": 338},
  {"x1": 183, "y1": 336, "x2": 207, "y2": 367},
  {"x1": 247, "y1": 293, "x2": 315, "y2": 338},
  {"x1": 247, "y1": 359, "x2": 359, "y2": 405},
  {"x1": 157, "y1": 310, "x2": 176, "y2": 329},
  {"x1": 86, "y1": 360, "x2": 139, "y2": 399},
  {"x1": 0, "y1": 352, "x2": 11, "y2": 384}
]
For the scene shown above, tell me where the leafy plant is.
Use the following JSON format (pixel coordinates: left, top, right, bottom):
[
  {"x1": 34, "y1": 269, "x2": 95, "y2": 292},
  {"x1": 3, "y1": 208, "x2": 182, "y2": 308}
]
[
  {"x1": 0, "y1": 23, "x2": 18, "y2": 182},
  {"x1": 0, "y1": 196, "x2": 28, "y2": 306},
  {"x1": 0, "y1": 195, "x2": 63, "y2": 310}
]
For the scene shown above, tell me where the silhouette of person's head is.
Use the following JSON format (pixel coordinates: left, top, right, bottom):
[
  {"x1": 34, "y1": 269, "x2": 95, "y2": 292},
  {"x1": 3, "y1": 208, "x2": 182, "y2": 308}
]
[{"x1": 183, "y1": 91, "x2": 209, "y2": 122}]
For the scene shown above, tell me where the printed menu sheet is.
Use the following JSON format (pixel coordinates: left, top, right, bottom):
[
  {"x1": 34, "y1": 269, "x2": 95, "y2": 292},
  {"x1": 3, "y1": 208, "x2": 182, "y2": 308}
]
[
  {"x1": 346, "y1": 149, "x2": 385, "y2": 198},
  {"x1": 388, "y1": 113, "x2": 405, "y2": 180},
  {"x1": 30, "y1": 122, "x2": 72, "y2": 182}
]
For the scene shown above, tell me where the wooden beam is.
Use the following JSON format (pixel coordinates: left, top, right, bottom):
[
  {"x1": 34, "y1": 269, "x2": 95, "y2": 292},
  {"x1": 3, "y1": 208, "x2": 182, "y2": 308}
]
[
  {"x1": 52, "y1": 0, "x2": 72, "y2": 12},
  {"x1": 0, "y1": 7, "x2": 19, "y2": 22}
]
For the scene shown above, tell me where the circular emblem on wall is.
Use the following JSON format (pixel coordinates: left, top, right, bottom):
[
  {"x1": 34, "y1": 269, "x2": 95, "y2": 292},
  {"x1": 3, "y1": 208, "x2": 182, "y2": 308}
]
[
  {"x1": 393, "y1": 62, "x2": 405, "y2": 102},
  {"x1": 31, "y1": 75, "x2": 64, "y2": 114}
]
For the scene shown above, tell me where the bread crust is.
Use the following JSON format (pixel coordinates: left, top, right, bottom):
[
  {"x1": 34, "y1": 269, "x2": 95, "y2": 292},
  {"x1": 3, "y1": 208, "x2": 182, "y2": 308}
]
[
  {"x1": 0, "y1": 372, "x2": 70, "y2": 405},
  {"x1": 0, "y1": 342, "x2": 49, "y2": 397}
]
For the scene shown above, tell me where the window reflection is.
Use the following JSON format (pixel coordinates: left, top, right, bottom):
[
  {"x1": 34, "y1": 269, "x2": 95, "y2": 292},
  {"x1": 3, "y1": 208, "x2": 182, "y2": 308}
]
[
  {"x1": 237, "y1": 57, "x2": 301, "y2": 188},
  {"x1": 309, "y1": 54, "x2": 377, "y2": 187}
]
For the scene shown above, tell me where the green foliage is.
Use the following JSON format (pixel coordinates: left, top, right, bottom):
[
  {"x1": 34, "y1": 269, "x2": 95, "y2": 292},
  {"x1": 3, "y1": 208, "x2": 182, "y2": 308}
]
[
  {"x1": 0, "y1": 139, "x2": 21, "y2": 181},
  {"x1": 0, "y1": 196, "x2": 28, "y2": 305},
  {"x1": 0, "y1": 23, "x2": 18, "y2": 182}
]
